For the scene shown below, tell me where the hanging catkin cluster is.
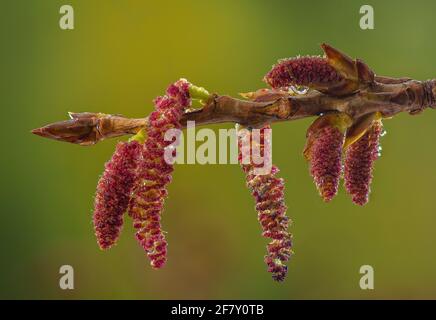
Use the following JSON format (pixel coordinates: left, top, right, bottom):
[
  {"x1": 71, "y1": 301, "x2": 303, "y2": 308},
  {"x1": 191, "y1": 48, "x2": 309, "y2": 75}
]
[
  {"x1": 238, "y1": 126, "x2": 292, "y2": 281},
  {"x1": 265, "y1": 49, "x2": 383, "y2": 204},
  {"x1": 129, "y1": 79, "x2": 191, "y2": 269},
  {"x1": 92, "y1": 47, "x2": 383, "y2": 281},
  {"x1": 93, "y1": 79, "x2": 191, "y2": 270},
  {"x1": 35, "y1": 43, "x2": 424, "y2": 283},
  {"x1": 94, "y1": 141, "x2": 142, "y2": 249},
  {"x1": 304, "y1": 115, "x2": 346, "y2": 202}
]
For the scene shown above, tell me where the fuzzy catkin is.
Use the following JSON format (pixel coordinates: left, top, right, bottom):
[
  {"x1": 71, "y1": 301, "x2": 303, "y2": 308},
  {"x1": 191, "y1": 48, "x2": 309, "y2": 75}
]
[
  {"x1": 264, "y1": 56, "x2": 343, "y2": 89},
  {"x1": 93, "y1": 140, "x2": 142, "y2": 250},
  {"x1": 129, "y1": 79, "x2": 191, "y2": 269},
  {"x1": 308, "y1": 126, "x2": 345, "y2": 202},
  {"x1": 344, "y1": 122, "x2": 382, "y2": 206},
  {"x1": 238, "y1": 126, "x2": 292, "y2": 282}
]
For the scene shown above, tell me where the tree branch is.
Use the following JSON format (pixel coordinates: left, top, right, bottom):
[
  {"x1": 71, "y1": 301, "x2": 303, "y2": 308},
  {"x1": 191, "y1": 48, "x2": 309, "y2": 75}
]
[
  {"x1": 31, "y1": 43, "x2": 436, "y2": 146},
  {"x1": 31, "y1": 77, "x2": 436, "y2": 146}
]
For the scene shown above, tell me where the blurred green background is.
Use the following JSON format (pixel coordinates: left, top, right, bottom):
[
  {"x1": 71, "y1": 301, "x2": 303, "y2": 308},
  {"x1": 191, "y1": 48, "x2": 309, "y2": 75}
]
[{"x1": 2, "y1": 0, "x2": 436, "y2": 299}]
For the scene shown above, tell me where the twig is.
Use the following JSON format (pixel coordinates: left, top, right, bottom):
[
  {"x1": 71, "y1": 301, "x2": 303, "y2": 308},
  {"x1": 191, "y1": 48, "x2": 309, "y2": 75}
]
[{"x1": 32, "y1": 78, "x2": 436, "y2": 146}]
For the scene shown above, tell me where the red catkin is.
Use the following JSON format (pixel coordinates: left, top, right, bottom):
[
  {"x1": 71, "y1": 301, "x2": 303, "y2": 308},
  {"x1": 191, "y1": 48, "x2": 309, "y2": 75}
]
[
  {"x1": 129, "y1": 79, "x2": 191, "y2": 269},
  {"x1": 93, "y1": 140, "x2": 142, "y2": 250},
  {"x1": 344, "y1": 121, "x2": 382, "y2": 206},
  {"x1": 238, "y1": 126, "x2": 292, "y2": 282},
  {"x1": 264, "y1": 56, "x2": 343, "y2": 89},
  {"x1": 308, "y1": 126, "x2": 345, "y2": 202}
]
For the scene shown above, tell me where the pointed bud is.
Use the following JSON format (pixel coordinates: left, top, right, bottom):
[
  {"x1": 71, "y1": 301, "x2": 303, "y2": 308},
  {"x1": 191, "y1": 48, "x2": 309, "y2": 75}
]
[
  {"x1": 321, "y1": 43, "x2": 375, "y2": 94},
  {"x1": 32, "y1": 113, "x2": 145, "y2": 146},
  {"x1": 321, "y1": 43, "x2": 356, "y2": 80},
  {"x1": 31, "y1": 116, "x2": 99, "y2": 146},
  {"x1": 93, "y1": 140, "x2": 141, "y2": 249},
  {"x1": 304, "y1": 113, "x2": 351, "y2": 202},
  {"x1": 344, "y1": 121, "x2": 382, "y2": 206}
]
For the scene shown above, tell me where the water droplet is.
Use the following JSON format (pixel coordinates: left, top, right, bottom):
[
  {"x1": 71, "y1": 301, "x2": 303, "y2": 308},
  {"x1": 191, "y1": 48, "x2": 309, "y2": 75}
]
[
  {"x1": 380, "y1": 129, "x2": 387, "y2": 137},
  {"x1": 290, "y1": 85, "x2": 309, "y2": 95}
]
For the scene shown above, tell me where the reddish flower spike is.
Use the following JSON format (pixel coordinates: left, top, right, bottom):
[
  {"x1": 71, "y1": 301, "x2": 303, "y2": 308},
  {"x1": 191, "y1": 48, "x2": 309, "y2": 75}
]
[
  {"x1": 344, "y1": 121, "x2": 382, "y2": 206},
  {"x1": 305, "y1": 114, "x2": 349, "y2": 202},
  {"x1": 264, "y1": 56, "x2": 343, "y2": 90},
  {"x1": 129, "y1": 79, "x2": 191, "y2": 269},
  {"x1": 238, "y1": 126, "x2": 292, "y2": 282},
  {"x1": 308, "y1": 126, "x2": 344, "y2": 202},
  {"x1": 93, "y1": 140, "x2": 142, "y2": 250}
]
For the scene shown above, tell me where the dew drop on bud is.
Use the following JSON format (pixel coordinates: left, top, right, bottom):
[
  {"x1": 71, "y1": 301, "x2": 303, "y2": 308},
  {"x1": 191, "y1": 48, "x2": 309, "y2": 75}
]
[
  {"x1": 377, "y1": 145, "x2": 382, "y2": 157},
  {"x1": 290, "y1": 85, "x2": 309, "y2": 95},
  {"x1": 380, "y1": 129, "x2": 387, "y2": 137}
]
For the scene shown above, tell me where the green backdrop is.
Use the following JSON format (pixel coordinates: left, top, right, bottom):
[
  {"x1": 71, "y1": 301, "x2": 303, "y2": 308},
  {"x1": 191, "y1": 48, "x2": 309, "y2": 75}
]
[{"x1": 2, "y1": 0, "x2": 436, "y2": 299}]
